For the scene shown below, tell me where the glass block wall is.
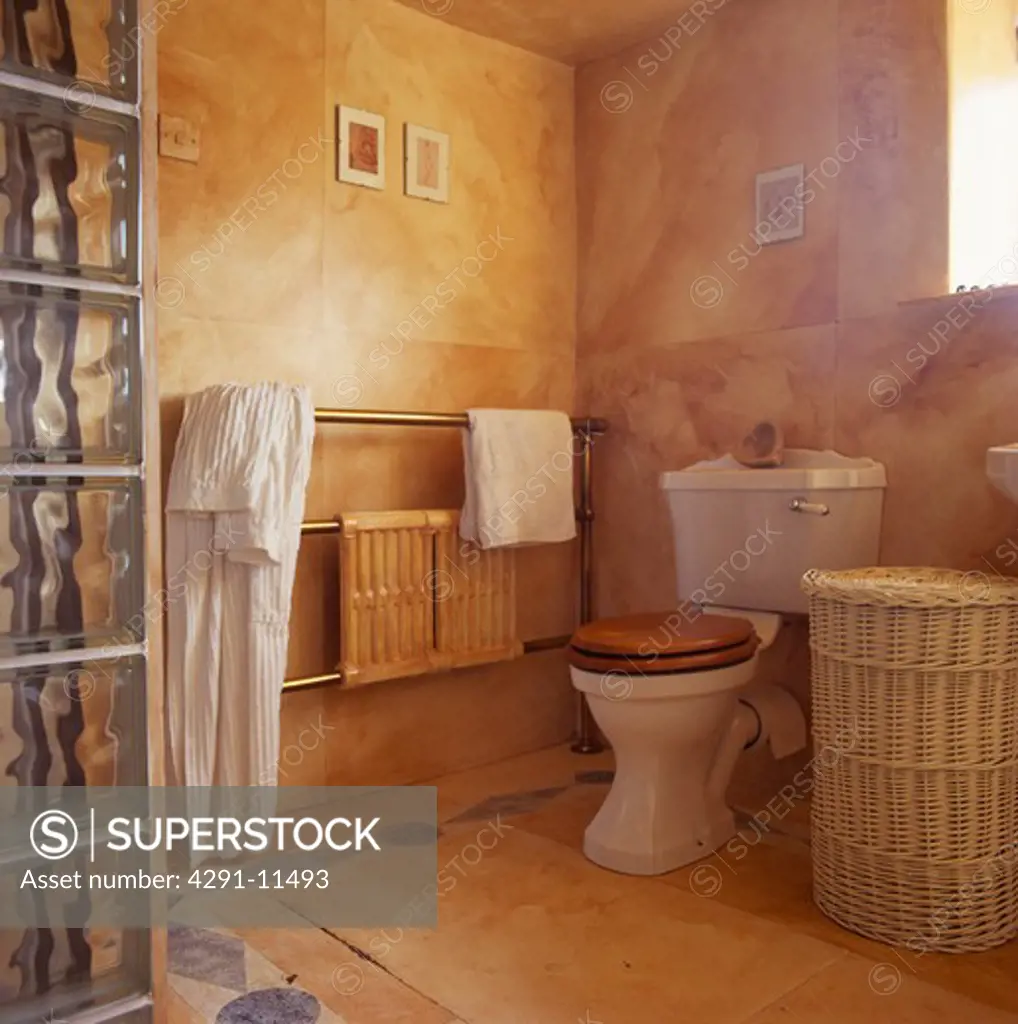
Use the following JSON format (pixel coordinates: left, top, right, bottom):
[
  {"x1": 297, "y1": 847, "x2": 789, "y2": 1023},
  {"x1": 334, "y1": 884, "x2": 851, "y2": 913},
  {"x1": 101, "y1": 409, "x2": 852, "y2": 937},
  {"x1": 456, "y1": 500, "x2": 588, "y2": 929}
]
[{"x1": 0, "y1": 1, "x2": 155, "y2": 1020}]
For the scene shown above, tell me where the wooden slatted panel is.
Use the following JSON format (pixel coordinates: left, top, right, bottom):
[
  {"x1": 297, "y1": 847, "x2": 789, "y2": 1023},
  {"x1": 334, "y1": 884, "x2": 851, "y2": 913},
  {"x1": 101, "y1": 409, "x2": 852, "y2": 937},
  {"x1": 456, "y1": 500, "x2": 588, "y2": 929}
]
[
  {"x1": 338, "y1": 509, "x2": 522, "y2": 686},
  {"x1": 339, "y1": 511, "x2": 436, "y2": 686},
  {"x1": 432, "y1": 510, "x2": 522, "y2": 671}
]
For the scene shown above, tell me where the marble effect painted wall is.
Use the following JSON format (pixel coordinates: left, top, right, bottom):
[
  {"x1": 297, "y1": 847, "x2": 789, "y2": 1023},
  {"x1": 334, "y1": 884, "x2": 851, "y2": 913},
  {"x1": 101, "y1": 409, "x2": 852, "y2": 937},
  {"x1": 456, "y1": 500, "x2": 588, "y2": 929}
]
[
  {"x1": 573, "y1": 0, "x2": 1018, "y2": 753},
  {"x1": 156, "y1": 0, "x2": 578, "y2": 783},
  {"x1": 575, "y1": 0, "x2": 1015, "y2": 626}
]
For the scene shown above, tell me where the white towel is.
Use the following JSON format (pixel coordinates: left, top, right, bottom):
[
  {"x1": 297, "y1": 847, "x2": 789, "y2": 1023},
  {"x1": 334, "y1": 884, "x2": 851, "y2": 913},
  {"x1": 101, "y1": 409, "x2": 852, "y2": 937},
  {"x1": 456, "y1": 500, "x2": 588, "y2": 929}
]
[
  {"x1": 459, "y1": 409, "x2": 577, "y2": 549},
  {"x1": 166, "y1": 382, "x2": 312, "y2": 561},
  {"x1": 165, "y1": 382, "x2": 314, "y2": 788}
]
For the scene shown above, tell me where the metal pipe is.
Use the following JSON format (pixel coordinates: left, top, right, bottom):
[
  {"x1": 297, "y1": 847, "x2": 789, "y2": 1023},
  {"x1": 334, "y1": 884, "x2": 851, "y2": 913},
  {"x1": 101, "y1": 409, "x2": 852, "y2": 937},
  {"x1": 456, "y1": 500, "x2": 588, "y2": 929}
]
[
  {"x1": 301, "y1": 520, "x2": 342, "y2": 535},
  {"x1": 315, "y1": 407, "x2": 609, "y2": 434},
  {"x1": 316, "y1": 408, "x2": 469, "y2": 428},
  {"x1": 282, "y1": 635, "x2": 575, "y2": 692},
  {"x1": 572, "y1": 421, "x2": 604, "y2": 754},
  {"x1": 283, "y1": 671, "x2": 343, "y2": 693},
  {"x1": 579, "y1": 423, "x2": 594, "y2": 623}
]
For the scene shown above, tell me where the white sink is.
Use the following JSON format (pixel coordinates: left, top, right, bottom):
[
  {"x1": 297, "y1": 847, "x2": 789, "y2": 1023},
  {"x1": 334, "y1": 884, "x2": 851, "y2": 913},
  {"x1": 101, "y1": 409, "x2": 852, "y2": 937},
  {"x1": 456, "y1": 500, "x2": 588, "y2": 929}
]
[{"x1": 988, "y1": 445, "x2": 1018, "y2": 501}]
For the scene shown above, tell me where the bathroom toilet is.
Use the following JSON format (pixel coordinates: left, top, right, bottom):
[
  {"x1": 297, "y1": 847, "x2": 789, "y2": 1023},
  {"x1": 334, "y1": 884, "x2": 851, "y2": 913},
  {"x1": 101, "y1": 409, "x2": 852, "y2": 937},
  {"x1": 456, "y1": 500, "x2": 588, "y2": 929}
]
[{"x1": 569, "y1": 449, "x2": 886, "y2": 876}]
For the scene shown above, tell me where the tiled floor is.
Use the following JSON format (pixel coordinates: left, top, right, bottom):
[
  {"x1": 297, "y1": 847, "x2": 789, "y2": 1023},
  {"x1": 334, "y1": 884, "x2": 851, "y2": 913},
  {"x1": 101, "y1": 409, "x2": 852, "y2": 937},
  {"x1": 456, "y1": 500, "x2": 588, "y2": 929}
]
[{"x1": 168, "y1": 744, "x2": 1018, "y2": 1023}]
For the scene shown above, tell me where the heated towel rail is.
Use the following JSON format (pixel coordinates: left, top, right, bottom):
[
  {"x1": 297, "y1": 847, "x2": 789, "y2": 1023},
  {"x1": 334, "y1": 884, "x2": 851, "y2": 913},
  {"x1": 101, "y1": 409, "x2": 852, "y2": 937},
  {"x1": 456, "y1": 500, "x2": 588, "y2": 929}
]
[{"x1": 284, "y1": 407, "x2": 608, "y2": 754}]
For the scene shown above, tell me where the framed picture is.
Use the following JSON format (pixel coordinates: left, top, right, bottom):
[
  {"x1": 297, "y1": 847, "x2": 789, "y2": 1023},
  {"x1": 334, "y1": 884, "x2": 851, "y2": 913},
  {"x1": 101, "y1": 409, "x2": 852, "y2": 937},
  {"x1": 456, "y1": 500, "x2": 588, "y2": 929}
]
[
  {"x1": 336, "y1": 105, "x2": 385, "y2": 189},
  {"x1": 755, "y1": 164, "x2": 805, "y2": 244},
  {"x1": 404, "y1": 124, "x2": 450, "y2": 203}
]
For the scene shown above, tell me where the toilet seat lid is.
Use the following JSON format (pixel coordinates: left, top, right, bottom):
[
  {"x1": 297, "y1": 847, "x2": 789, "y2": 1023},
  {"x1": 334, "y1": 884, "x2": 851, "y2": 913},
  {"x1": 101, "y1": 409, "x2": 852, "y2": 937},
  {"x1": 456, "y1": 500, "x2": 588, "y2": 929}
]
[
  {"x1": 568, "y1": 612, "x2": 758, "y2": 676},
  {"x1": 571, "y1": 611, "x2": 755, "y2": 658}
]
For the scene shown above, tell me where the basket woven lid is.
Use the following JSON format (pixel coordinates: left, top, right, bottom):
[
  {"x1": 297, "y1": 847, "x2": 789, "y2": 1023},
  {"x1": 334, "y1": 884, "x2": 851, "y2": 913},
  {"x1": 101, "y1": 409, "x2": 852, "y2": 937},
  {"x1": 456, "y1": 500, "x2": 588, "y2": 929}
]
[{"x1": 800, "y1": 567, "x2": 1018, "y2": 607}]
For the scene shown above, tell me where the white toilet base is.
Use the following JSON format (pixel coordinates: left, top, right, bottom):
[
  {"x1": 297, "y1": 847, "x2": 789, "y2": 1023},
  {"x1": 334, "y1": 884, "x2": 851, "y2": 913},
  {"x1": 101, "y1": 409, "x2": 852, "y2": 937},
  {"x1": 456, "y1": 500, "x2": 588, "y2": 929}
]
[
  {"x1": 584, "y1": 808, "x2": 737, "y2": 875},
  {"x1": 572, "y1": 661, "x2": 759, "y2": 876}
]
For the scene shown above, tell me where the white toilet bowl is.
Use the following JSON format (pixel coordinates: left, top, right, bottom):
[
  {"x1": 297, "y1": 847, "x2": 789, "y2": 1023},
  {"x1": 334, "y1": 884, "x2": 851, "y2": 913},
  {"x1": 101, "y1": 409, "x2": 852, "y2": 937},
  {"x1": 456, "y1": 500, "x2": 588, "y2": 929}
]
[
  {"x1": 569, "y1": 611, "x2": 763, "y2": 875},
  {"x1": 573, "y1": 660, "x2": 759, "y2": 875}
]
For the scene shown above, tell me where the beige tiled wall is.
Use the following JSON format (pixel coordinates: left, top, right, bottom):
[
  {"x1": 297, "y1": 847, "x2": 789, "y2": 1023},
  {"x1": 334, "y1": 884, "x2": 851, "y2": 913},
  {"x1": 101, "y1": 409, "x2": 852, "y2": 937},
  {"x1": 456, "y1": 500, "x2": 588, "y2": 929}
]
[{"x1": 157, "y1": 0, "x2": 579, "y2": 783}]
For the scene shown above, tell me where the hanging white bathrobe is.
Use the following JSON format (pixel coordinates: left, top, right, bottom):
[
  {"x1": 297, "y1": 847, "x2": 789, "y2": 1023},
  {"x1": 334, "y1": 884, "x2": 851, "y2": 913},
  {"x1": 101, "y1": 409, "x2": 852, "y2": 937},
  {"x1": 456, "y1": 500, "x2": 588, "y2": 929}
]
[{"x1": 165, "y1": 383, "x2": 314, "y2": 787}]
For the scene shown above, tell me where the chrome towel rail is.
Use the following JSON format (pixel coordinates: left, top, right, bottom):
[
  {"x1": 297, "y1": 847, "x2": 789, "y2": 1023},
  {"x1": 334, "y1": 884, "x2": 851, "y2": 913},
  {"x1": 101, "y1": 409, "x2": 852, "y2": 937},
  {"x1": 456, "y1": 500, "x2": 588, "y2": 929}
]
[{"x1": 283, "y1": 407, "x2": 607, "y2": 753}]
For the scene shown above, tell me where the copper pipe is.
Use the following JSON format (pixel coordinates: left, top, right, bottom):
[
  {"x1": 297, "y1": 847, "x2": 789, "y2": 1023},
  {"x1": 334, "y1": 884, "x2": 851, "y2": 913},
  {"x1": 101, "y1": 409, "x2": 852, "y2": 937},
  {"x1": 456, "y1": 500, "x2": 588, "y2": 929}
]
[{"x1": 572, "y1": 421, "x2": 604, "y2": 754}]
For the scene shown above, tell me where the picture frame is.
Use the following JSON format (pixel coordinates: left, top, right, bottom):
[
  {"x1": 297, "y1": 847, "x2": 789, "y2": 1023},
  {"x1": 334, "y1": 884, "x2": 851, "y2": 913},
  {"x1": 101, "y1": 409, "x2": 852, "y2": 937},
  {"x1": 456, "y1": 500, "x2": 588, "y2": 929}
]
[
  {"x1": 404, "y1": 123, "x2": 450, "y2": 203},
  {"x1": 755, "y1": 164, "x2": 805, "y2": 244},
  {"x1": 336, "y1": 105, "x2": 385, "y2": 190}
]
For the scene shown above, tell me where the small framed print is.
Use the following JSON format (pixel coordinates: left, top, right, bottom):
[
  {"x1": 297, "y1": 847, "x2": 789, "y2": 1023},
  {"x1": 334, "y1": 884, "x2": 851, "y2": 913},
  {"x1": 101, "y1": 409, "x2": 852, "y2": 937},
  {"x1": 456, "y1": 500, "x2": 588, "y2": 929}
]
[
  {"x1": 404, "y1": 124, "x2": 450, "y2": 203},
  {"x1": 336, "y1": 105, "x2": 385, "y2": 189},
  {"x1": 755, "y1": 164, "x2": 805, "y2": 244}
]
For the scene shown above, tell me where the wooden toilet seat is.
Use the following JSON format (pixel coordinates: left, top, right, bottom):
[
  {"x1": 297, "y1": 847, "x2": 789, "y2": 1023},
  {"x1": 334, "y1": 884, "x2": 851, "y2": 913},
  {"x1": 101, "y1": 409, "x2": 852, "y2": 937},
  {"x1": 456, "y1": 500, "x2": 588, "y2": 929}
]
[{"x1": 568, "y1": 611, "x2": 759, "y2": 675}]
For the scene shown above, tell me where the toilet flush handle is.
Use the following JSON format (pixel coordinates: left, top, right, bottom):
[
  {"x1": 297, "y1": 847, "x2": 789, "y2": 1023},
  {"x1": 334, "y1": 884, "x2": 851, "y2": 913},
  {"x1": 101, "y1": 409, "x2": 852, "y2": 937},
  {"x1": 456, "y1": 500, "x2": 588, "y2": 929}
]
[{"x1": 789, "y1": 497, "x2": 830, "y2": 516}]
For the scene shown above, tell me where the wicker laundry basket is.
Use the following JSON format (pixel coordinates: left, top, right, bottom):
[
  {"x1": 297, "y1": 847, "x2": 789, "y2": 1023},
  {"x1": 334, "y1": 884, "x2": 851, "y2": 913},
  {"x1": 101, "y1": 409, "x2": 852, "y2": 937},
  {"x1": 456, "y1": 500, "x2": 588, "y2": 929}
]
[{"x1": 802, "y1": 567, "x2": 1018, "y2": 952}]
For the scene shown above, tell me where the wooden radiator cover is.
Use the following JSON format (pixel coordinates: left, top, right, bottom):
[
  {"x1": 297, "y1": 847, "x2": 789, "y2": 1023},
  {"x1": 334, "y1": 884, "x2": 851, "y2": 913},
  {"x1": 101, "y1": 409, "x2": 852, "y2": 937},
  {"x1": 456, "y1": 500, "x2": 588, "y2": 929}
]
[{"x1": 338, "y1": 509, "x2": 522, "y2": 686}]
